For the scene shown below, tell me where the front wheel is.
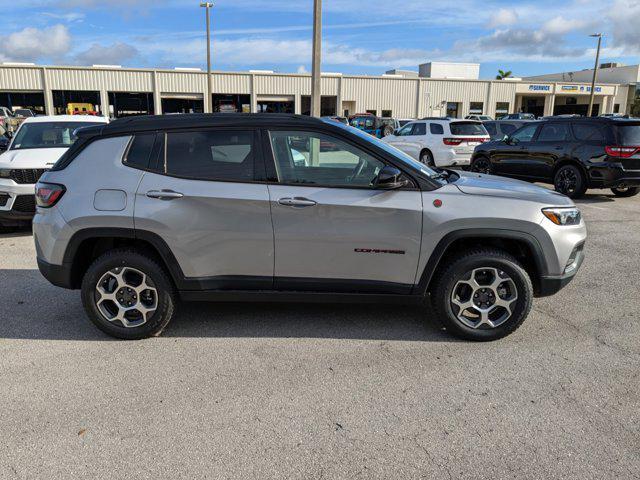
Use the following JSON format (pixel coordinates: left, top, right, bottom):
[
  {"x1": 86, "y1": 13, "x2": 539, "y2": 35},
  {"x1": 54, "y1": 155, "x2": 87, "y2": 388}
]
[
  {"x1": 554, "y1": 164, "x2": 587, "y2": 198},
  {"x1": 81, "y1": 249, "x2": 177, "y2": 339},
  {"x1": 471, "y1": 156, "x2": 492, "y2": 174},
  {"x1": 611, "y1": 186, "x2": 639, "y2": 197},
  {"x1": 431, "y1": 249, "x2": 533, "y2": 341}
]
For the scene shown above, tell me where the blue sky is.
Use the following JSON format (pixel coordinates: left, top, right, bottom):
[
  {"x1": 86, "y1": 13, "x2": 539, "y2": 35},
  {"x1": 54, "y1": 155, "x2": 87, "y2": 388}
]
[{"x1": 1, "y1": 0, "x2": 639, "y2": 79}]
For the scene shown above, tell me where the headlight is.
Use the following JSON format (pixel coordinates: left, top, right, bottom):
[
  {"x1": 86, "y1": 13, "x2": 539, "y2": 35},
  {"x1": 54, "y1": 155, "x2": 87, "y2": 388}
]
[
  {"x1": 542, "y1": 207, "x2": 581, "y2": 226},
  {"x1": 0, "y1": 169, "x2": 11, "y2": 178}
]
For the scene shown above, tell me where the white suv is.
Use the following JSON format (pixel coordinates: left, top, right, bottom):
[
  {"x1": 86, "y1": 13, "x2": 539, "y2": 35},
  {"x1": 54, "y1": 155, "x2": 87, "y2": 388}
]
[
  {"x1": 0, "y1": 115, "x2": 108, "y2": 227},
  {"x1": 383, "y1": 119, "x2": 489, "y2": 168}
]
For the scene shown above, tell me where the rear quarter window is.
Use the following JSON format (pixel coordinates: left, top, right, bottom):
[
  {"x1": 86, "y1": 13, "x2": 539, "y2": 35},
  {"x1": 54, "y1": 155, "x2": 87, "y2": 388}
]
[
  {"x1": 430, "y1": 123, "x2": 444, "y2": 135},
  {"x1": 449, "y1": 122, "x2": 487, "y2": 136},
  {"x1": 123, "y1": 133, "x2": 156, "y2": 169},
  {"x1": 616, "y1": 124, "x2": 640, "y2": 145},
  {"x1": 572, "y1": 124, "x2": 606, "y2": 143}
]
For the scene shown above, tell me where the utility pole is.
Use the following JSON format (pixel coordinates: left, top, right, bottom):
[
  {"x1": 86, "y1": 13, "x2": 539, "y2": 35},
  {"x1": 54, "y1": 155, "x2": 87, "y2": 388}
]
[
  {"x1": 200, "y1": 2, "x2": 214, "y2": 113},
  {"x1": 587, "y1": 33, "x2": 603, "y2": 118},
  {"x1": 310, "y1": 0, "x2": 322, "y2": 117}
]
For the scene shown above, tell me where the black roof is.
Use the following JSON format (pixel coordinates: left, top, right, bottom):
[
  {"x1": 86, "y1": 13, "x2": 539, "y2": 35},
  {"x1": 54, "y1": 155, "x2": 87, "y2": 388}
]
[{"x1": 107, "y1": 113, "x2": 323, "y2": 133}]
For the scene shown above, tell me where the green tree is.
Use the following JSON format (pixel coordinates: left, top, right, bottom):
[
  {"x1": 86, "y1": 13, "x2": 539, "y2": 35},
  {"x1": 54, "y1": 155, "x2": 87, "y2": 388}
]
[{"x1": 496, "y1": 69, "x2": 513, "y2": 80}]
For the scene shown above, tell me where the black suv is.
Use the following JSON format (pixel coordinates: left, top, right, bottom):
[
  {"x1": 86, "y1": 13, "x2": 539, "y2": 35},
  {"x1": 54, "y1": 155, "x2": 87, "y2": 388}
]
[{"x1": 470, "y1": 117, "x2": 640, "y2": 198}]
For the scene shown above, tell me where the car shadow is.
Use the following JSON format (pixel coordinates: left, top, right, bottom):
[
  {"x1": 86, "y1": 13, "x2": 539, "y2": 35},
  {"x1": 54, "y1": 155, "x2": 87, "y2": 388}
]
[
  {"x1": 0, "y1": 269, "x2": 454, "y2": 343},
  {"x1": 575, "y1": 193, "x2": 616, "y2": 204},
  {"x1": 0, "y1": 225, "x2": 33, "y2": 238}
]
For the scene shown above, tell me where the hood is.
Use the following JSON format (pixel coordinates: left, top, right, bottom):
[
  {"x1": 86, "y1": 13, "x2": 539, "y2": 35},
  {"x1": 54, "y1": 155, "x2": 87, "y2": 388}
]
[
  {"x1": 0, "y1": 147, "x2": 67, "y2": 169},
  {"x1": 452, "y1": 171, "x2": 574, "y2": 206}
]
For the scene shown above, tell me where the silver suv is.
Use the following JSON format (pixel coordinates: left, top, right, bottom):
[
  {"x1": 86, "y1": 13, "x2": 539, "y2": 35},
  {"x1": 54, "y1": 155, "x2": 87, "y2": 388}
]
[{"x1": 33, "y1": 114, "x2": 586, "y2": 341}]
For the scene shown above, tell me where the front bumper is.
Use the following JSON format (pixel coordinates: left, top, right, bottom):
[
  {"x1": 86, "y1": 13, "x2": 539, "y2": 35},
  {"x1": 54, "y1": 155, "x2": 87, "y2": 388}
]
[
  {"x1": 536, "y1": 241, "x2": 585, "y2": 297},
  {"x1": 0, "y1": 180, "x2": 36, "y2": 225}
]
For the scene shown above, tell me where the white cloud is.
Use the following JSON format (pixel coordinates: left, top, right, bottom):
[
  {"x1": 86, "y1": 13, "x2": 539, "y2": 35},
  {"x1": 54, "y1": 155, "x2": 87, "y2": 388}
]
[
  {"x1": 489, "y1": 9, "x2": 518, "y2": 28},
  {"x1": 41, "y1": 11, "x2": 85, "y2": 22},
  {"x1": 74, "y1": 42, "x2": 139, "y2": 65},
  {"x1": 608, "y1": 0, "x2": 640, "y2": 54},
  {"x1": 0, "y1": 24, "x2": 71, "y2": 63},
  {"x1": 296, "y1": 65, "x2": 308, "y2": 74}
]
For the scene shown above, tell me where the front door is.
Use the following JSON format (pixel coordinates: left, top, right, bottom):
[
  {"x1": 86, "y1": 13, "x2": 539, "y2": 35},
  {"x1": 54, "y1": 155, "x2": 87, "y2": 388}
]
[
  {"x1": 265, "y1": 129, "x2": 423, "y2": 293},
  {"x1": 492, "y1": 122, "x2": 540, "y2": 178},
  {"x1": 134, "y1": 128, "x2": 274, "y2": 289}
]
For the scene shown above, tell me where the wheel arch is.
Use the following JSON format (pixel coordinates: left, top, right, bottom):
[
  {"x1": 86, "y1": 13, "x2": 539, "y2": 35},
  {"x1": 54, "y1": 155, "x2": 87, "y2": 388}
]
[
  {"x1": 552, "y1": 158, "x2": 588, "y2": 180},
  {"x1": 64, "y1": 228, "x2": 184, "y2": 290},
  {"x1": 415, "y1": 229, "x2": 548, "y2": 297}
]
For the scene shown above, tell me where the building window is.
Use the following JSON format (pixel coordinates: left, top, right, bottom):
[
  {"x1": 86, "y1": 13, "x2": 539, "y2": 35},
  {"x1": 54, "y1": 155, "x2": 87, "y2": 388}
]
[
  {"x1": 469, "y1": 102, "x2": 483, "y2": 115},
  {"x1": 495, "y1": 102, "x2": 509, "y2": 116},
  {"x1": 365, "y1": 109, "x2": 377, "y2": 115},
  {"x1": 614, "y1": 104, "x2": 620, "y2": 113},
  {"x1": 381, "y1": 110, "x2": 392, "y2": 118},
  {"x1": 446, "y1": 102, "x2": 460, "y2": 118},
  {"x1": 566, "y1": 97, "x2": 577, "y2": 105}
]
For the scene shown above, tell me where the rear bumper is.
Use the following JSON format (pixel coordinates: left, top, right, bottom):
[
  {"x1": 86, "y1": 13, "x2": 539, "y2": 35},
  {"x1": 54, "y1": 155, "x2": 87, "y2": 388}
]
[
  {"x1": 37, "y1": 257, "x2": 74, "y2": 289},
  {"x1": 587, "y1": 164, "x2": 640, "y2": 188}
]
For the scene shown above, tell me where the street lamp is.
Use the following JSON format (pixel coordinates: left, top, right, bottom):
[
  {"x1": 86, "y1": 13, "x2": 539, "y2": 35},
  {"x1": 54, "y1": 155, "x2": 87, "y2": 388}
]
[
  {"x1": 310, "y1": 0, "x2": 322, "y2": 117},
  {"x1": 200, "y1": 2, "x2": 214, "y2": 114},
  {"x1": 587, "y1": 33, "x2": 603, "y2": 118}
]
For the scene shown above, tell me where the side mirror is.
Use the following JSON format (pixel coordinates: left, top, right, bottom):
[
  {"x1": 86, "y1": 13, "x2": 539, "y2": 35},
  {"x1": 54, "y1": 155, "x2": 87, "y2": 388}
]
[{"x1": 374, "y1": 165, "x2": 408, "y2": 190}]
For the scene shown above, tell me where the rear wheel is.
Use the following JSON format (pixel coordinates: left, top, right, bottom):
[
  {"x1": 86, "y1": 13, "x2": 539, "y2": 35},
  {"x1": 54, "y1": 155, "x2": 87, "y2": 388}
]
[
  {"x1": 431, "y1": 249, "x2": 533, "y2": 341},
  {"x1": 554, "y1": 164, "x2": 587, "y2": 198},
  {"x1": 611, "y1": 186, "x2": 639, "y2": 197},
  {"x1": 81, "y1": 249, "x2": 176, "y2": 339},
  {"x1": 420, "y1": 150, "x2": 435, "y2": 167},
  {"x1": 471, "y1": 156, "x2": 492, "y2": 174}
]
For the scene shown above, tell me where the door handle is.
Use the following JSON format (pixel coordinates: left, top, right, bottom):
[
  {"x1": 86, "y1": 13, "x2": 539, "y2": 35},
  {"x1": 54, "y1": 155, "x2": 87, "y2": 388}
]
[
  {"x1": 278, "y1": 197, "x2": 317, "y2": 207},
  {"x1": 146, "y1": 190, "x2": 184, "y2": 200}
]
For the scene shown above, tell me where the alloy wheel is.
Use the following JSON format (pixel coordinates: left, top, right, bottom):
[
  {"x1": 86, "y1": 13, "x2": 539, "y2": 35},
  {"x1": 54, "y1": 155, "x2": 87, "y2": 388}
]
[
  {"x1": 450, "y1": 267, "x2": 518, "y2": 329},
  {"x1": 556, "y1": 168, "x2": 579, "y2": 195},
  {"x1": 472, "y1": 158, "x2": 491, "y2": 174},
  {"x1": 94, "y1": 266, "x2": 158, "y2": 328}
]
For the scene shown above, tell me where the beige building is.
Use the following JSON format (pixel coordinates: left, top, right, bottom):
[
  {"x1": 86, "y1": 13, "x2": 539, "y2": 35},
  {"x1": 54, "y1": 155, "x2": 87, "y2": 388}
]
[{"x1": 0, "y1": 63, "x2": 627, "y2": 120}]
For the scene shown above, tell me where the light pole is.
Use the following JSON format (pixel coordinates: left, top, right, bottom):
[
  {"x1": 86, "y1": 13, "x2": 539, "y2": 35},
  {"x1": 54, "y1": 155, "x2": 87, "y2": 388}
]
[
  {"x1": 310, "y1": 0, "x2": 322, "y2": 117},
  {"x1": 587, "y1": 33, "x2": 603, "y2": 118},
  {"x1": 200, "y1": 2, "x2": 214, "y2": 114}
]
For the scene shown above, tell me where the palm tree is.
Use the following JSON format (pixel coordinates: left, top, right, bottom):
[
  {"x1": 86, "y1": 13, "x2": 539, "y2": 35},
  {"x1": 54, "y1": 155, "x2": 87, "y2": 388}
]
[{"x1": 496, "y1": 69, "x2": 513, "y2": 80}]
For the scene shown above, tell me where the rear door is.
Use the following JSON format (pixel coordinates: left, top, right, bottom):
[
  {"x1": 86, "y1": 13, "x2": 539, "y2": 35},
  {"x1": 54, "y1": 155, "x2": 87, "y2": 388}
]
[
  {"x1": 134, "y1": 128, "x2": 274, "y2": 289},
  {"x1": 401, "y1": 122, "x2": 427, "y2": 160},
  {"x1": 265, "y1": 128, "x2": 422, "y2": 293}
]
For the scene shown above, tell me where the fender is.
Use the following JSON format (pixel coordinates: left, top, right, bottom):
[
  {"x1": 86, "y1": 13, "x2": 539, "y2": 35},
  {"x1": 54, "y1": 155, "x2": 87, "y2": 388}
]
[{"x1": 413, "y1": 228, "x2": 549, "y2": 295}]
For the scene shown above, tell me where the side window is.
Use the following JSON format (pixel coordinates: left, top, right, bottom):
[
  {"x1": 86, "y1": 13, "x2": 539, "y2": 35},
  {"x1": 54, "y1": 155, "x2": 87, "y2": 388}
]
[
  {"x1": 123, "y1": 133, "x2": 155, "y2": 169},
  {"x1": 537, "y1": 123, "x2": 571, "y2": 142},
  {"x1": 396, "y1": 124, "x2": 414, "y2": 136},
  {"x1": 572, "y1": 124, "x2": 605, "y2": 142},
  {"x1": 484, "y1": 122, "x2": 497, "y2": 136},
  {"x1": 165, "y1": 130, "x2": 255, "y2": 181},
  {"x1": 412, "y1": 123, "x2": 426, "y2": 135},
  {"x1": 511, "y1": 123, "x2": 538, "y2": 143},
  {"x1": 430, "y1": 123, "x2": 444, "y2": 135},
  {"x1": 269, "y1": 130, "x2": 386, "y2": 188},
  {"x1": 500, "y1": 123, "x2": 518, "y2": 135}
]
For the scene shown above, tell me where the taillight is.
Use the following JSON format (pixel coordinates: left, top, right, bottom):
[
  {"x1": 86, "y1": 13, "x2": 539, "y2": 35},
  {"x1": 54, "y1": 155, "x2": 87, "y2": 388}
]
[
  {"x1": 605, "y1": 146, "x2": 640, "y2": 158},
  {"x1": 35, "y1": 182, "x2": 65, "y2": 208},
  {"x1": 443, "y1": 137, "x2": 488, "y2": 146}
]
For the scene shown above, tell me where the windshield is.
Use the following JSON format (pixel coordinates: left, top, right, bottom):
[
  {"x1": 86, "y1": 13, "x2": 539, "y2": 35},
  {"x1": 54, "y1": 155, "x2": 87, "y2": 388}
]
[
  {"x1": 349, "y1": 117, "x2": 375, "y2": 128},
  {"x1": 324, "y1": 119, "x2": 438, "y2": 177},
  {"x1": 11, "y1": 122, "x2": 103, "y2": 150}
]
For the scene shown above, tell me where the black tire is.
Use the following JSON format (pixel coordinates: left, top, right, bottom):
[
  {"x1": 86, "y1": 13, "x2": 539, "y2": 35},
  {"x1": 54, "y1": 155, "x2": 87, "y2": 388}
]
[
  {"x1": 611, "y1": 186, "x2": 639, "y2": 197},
  {"x1": 471, "y1": 155, "x2": 492, "y2": 174},
  {"x1": 81, "y1": 249, "x2": 177, "y2": 340},
  {"x1": 554, "y1": 164, "x2": 587, "y2": 198},
  {"x1": 431, "y1": 249, "x2": 533, "y2": 341},
  {"x1": 420, "y1": 149, "x2": 435, "y2": 167}
]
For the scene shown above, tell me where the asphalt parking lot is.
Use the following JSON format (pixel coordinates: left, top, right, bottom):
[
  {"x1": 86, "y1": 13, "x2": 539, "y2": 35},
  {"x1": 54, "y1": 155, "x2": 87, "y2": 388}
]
[{"x1": 0, "y1": 190, "x2": 639, "y2": 480}]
